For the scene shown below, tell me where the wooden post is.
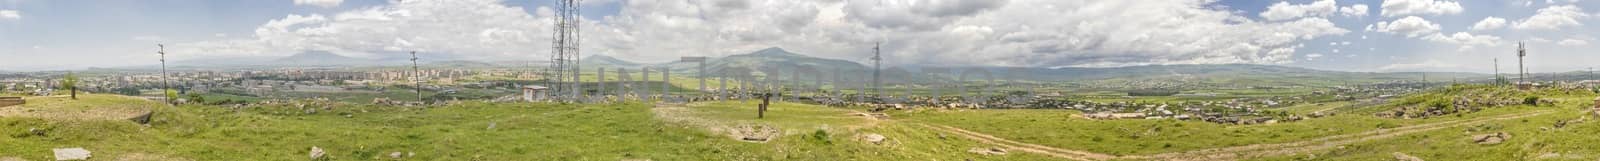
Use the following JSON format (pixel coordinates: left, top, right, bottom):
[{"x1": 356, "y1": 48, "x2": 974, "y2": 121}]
[{"x1": 759, "y1": 93, "x2": 771, "y2": 119}]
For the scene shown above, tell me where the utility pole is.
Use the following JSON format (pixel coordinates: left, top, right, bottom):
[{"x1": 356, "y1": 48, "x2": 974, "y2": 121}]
[
  {"x1": 1494, "y1": 58, "x2": 1499, "y2": 83},
  {"x1": 1518, "y1": 42, "x2": 1527, "y2": 83},
  {"x1": 411, "y1": 51, "x2": 422, "y2": 102},
  {"x1": 157, "y1": 44, "x2": 170, "y2": 105},
  {"x1": 871, "y1": 42, "x2": 881, "y2": 97}
]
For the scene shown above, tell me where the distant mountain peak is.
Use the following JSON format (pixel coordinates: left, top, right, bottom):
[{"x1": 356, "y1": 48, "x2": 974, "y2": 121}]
[
  {"x1": 274, "y1": 50, "x2": 387, "y2": 66},
  {"x1": 749, "y1": 47, "x2": 801, "y2": 57},
  {"x1": 582, "y1": 54, "x2": 641, "y2": 67}
]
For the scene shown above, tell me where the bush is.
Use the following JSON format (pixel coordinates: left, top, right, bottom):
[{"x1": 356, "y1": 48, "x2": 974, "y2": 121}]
[
  {"x1": 1523, "y1": 96, "x2": 1540, "y2": 106},
  {"x1": 811, "y1": 129, "x2": 831, "y2": 144}
]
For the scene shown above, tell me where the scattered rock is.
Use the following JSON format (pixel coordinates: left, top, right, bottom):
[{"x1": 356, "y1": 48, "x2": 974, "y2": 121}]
[
  {"x1": 862, "y1": 133, "x2": 886, "y2": 144},
  {"x1": 129, "y1": 111, "x2": 153, "y2": 124},
  {"x1": 407, "y1": 152, "x2": 414, "y2": 157},
  {"x1": 52, "y1": 148, "x2": 91, "y2": 161},
  {"x1": 389, "y1": 152, "x2": 402, "y2": 159},
  {"x1": 27, "y1": 128, "x2": 45, "y2": 137},
  {"x1": 967, "y1": 147, "x2": 1007, "y2": 155},
  {"x1": 1472, "y1": 132, "x2": 1511, "y2": 145},
  {"x1": 487, "y1": 122, "x2": 497, "y2": 130},
  {"x1": 308, "y1": 146, "x2": 325, "y2": 160},
  {"x1": 731, "y1": 124, "x2": 779, "y2": 142},
  {"x1": 304, "y1": 108, "x2": 317, "y2": 115},
  {"x1": 1391, "y1": 152, "x2": 1423, "y2": 161}
]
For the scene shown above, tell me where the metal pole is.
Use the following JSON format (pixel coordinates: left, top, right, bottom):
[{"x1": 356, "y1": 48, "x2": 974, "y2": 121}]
[
  {"x1": 1518, "y1": 42, "x2": 1526, "y2": 83},
  {"x1": 872, "y1": 42, "x2": 881, "y2": 97},
  {"x1": 158, "y1": 44, "x2": 169, "y2": 105},
  {"x1": 411, "y1": 51, "x2": 422, "y2": 102}
]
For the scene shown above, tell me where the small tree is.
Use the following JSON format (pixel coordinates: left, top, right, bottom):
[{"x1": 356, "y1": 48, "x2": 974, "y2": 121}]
[
  {"x1": 61, "y1": 72, "x2": 79, "y2": 99},
  {"x1": 165, "y1": 89, "x2": 180, "y2": 104},
  {"x1": 188, "y1": 93, "x2": 207, "y2": 104}
]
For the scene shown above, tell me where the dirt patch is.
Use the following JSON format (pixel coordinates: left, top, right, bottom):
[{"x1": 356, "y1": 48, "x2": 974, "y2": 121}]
[
  {"x1": 730, "y1": 124, "x2": 781, "y2": 143},
  {"x1": 0, "y1": 96, "x2": 157, "y2": 121},
  {"x1": 114, "y1": 152, "x2": 194, "y2": 161}
]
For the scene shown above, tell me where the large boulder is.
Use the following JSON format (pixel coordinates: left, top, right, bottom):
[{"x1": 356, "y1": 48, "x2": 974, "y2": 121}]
[
  {"x1": 1472, "y1": 132, "x2": 1511, "y2": 145},
  {"x1": 862, "y1": 133, "x2": 886, "y2": 145},
  {"x1": 1392, "y1": 152, "x2": 1424, "y2": 161},
  {"x1": 129, "y1": 111, "x2": 153, "y2": 125},
  {"x1": 967, "y1": 147, "x2": 1008, "y2": 155},
  {"x1": 52, "y1": 148, "x2": 91, "y2": 161},
  {"x1": 308, "y1": 146, "x2": 326, "y2": 160}
]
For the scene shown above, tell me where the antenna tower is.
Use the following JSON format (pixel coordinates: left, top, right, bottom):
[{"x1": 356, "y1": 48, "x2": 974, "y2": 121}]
[
  {"x1": 1518, "y1": 42, "x2": 1527, "y2": 83},
  {"x1": 549, "y1": 0, "x2": 583, "y2": 100}
]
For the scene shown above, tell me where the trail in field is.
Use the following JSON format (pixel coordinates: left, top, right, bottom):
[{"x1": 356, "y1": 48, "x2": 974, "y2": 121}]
[
  {"x1": 1129, "y1": 110, "x2": 1550, "y2": 160},
  {"x1": 922, "y1": 124, "x2": 1114, "y2": 161},
  {"x1": 1309, "y1": 106, "x2": 1341, "y2": 114},
  {"x1": 650, "y1": 103, "x2": 721, "y2": 132},
  {"x1": 922, "y1": 110, "x2": 1552, "y2": 161}
]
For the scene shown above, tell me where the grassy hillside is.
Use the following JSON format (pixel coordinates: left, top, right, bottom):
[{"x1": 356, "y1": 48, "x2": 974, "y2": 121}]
[{"x1": 0, "y1": 94, "x2": 1054, "y2": 160}]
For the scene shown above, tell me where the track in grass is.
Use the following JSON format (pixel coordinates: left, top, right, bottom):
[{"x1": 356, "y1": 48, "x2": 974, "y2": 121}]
[{"x1": 922, "y1": 110, "x2": 1553, "y2": 161}]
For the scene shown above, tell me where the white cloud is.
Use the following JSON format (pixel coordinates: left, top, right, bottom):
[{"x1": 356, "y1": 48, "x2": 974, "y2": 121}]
[
  {"x1": 1380, "y1": 0, "x2": 1464, "y2": 17},
  {"x1": 1512, "y1": 5, "x2": 1590, "y2": 30},
  {"x1": 1306, "y1": 53, "x2": 1324, "y2": 60},
  {"x1": 844, "y1": 0, "x2": 1010, "y2": 31},
  {"x1": 1372, "y1": 16, "x2": 1441, "y2": 38},
  {"x1": 597, "y1": 0, "x2": 1348, "y2": 67},
  {"x1": 1470, "y1": 17, "x2": 1507, "y2": 31},
  {"x1": 293, "y1": 0, "x2": 343, "y2": 8},
  {"x1": 1260, "y1": 0, "x2": 1339, "y2": 21},
  {"x1": 0, "y1": 10, "x2": 18, "y2": 20},
  {"x1": 177, "y1": 0, "x2": 1349, "y2": 68},
  {"x1": 1340, "y1": 4, "x2": 1370, "y2": 17},
  {"x1": 180, "y1": 0, "x2": 547, "y2": 59},
  {"x1": 1422, "y1": 32, "x2": 1503, "y2": 50},
  {"x1": 1558, "y1": 39, "x2": 1589, "y2": 46}
]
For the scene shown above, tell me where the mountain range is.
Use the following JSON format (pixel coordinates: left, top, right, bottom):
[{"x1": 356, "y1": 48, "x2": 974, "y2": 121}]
[{"x1": 129, "y1": 47, "x2": 1496, "y2": 85}]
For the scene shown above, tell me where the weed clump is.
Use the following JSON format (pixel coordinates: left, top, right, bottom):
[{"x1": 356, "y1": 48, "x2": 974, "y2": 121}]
[{"x1": 809, "y1": 129, "x2": 833, "y2": 145}]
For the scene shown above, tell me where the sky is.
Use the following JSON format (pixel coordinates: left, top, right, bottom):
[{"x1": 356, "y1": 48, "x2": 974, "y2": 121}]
[{"x1": 0, "y1": 0, "x2": 1596, "y2": 73}]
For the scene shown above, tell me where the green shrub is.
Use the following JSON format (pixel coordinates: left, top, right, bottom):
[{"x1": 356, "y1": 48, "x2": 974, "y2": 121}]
[
  {"x1": 1523, "y1": 96, "x2": 1540, "y2": 106},
  {"x1": 811, "y1": 129, "x2": 832, "y2": 144}
]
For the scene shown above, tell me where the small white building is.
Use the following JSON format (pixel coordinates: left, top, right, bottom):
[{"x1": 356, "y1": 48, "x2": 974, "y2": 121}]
[{"x1": 522, "y1": 85, "x2": 549, "y2": 102}]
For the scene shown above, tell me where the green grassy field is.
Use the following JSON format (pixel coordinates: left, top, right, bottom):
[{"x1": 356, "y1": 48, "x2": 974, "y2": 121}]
[
  {"x1": 0, "y1": 94, "x2": 1055, "y2": 160},
  {"x1": 3, "y1": 83, "x2": 1594, "y2": 160}
]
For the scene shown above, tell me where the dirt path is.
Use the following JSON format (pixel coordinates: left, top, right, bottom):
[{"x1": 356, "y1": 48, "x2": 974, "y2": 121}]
[
  {"x1": 922, "y1": 110, "x2": 1553, "y2": 161},
  {"x1": 922, "y1": 124, "x2": 1115, "y2": 161}
]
